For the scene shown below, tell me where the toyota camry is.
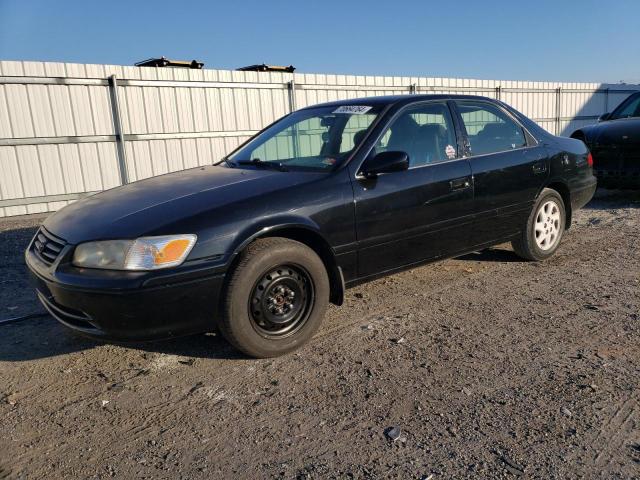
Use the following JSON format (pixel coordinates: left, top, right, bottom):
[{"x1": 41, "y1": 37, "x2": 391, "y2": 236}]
[{"x1": 26, "y1": 95, "x2": 597, "y2": 357}]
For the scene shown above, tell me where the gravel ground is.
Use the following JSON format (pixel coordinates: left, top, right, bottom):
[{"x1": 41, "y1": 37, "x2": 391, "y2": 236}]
[{"x1": 0, "y1": 190, "x2": 639, "y2": 479}]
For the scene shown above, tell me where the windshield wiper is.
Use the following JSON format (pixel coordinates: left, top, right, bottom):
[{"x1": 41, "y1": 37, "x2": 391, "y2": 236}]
[
  {"x1": 235, "y1": 158, "x2": 288, "y2": 172},
  {"x1": 218, "y1": 156, "x2": 233, "y2": 167}
]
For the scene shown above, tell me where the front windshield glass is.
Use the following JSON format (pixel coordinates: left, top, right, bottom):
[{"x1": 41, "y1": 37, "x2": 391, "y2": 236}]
[
  {"x1": 610, "y1": 93, "x2": 640, "y2": 120},
  {"x1": 227, "y1": 105, "x2": 383, "y2": 171}
]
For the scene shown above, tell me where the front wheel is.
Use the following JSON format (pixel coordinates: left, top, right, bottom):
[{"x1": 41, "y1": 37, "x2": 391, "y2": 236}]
[
  {"x1": 219, "y1": 237, "x2": 329, "y2": 358},
  {"x1": 512, "y1": 188, "x2": 566, "y2": 261}
]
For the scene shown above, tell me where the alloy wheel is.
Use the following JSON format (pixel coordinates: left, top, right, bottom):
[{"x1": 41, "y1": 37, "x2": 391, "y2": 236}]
[{"x1": 534, "y1": 200, "x2": 561, "y2": 251}]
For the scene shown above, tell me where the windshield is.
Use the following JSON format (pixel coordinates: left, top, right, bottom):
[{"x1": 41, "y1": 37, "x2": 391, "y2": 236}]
[
  {"x1": 610, "y1": 93, "x2": 640, "y2": 120},
  {"x1": 227, "y1": 105, "x2": 383, "y2": 171}
]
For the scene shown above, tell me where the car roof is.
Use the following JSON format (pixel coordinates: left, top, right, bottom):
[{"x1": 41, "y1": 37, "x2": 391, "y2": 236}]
[{"x1": 301, "y1": 94, "x2": 497, "y2": 110}]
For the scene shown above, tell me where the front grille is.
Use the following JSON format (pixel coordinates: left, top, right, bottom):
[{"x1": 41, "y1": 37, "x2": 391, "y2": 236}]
[{"x1": 32, "y1": 227, "x2": 66, "y2": 265}]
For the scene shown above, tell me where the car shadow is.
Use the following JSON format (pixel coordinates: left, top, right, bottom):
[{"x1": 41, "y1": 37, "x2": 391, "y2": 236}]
[
  {"x1": 0, "y1": 315, "x2": 246, "y2": 362},
  {"x1": 457, "y1": 247, "x2": 522, "y2": 263},
  {"x1": 142, "y1": 330, "x2": 246, "y2": 360},
  {"x1": 1, "y1": 224, "x2": 43, "y2": 320},
  {"x1": 585, "y1": 188, "x2": 640, "y2": 209}
]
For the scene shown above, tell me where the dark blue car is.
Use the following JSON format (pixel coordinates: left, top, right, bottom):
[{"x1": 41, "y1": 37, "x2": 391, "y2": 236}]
[
  {"x1": 26, "y1": 95, "x2": 597, "y2": 357},
  {"x1": 572, "y1": 91, "x2": 640, "y2": 188}
]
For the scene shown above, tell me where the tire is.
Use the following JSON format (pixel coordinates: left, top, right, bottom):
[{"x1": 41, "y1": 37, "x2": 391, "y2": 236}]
[
  {"x1": 512, "y1": 188, "x2": 566, "y2": 261},
  {"x1": 219, "y1": 237, "x2": 330, "y2": 358}
]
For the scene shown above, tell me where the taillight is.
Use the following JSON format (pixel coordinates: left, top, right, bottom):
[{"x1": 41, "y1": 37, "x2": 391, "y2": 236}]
[{"x1": 587, "y1": 152, "x2": 593, "y2": 167}]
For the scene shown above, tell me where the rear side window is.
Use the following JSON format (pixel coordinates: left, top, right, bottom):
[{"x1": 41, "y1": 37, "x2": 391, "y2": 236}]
[
  {"x1": 457, "y1": 101, "x2": 527, "y2": 156},
  {"x1": 374, "y1": 102, "x2": 458, "y2": 168}
]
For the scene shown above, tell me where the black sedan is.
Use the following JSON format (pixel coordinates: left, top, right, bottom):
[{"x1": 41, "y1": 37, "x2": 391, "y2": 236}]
[
  {"x1": 572, "y1": 91, "x2": 640, "y2": 188},
  {"x1": 26, "y1": 95, "x2": 596, "y2": 357}
]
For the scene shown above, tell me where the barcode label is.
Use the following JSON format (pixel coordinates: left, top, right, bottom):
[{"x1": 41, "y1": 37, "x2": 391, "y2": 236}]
[{"x1": 332, "y1": 105, "x2": 373, "y2": 114}]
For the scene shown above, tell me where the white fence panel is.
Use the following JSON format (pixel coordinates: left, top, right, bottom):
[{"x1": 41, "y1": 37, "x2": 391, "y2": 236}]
[{"x1": 1, "y1": 60, "x2": 639, "y2": 217}]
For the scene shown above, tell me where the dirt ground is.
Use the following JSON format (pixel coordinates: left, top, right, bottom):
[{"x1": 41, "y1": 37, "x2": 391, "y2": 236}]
[{"x1": 0, "y1": 190, "x2": 638, "y2": 479}]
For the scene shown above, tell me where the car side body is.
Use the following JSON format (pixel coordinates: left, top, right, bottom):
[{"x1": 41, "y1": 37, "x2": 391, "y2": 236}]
[
  {"x1": 25, "y1": 94, "x2": 597, "y2": 350},
  {"x1": 571, "y1": 91, "x2": 640, "y2": 188}
]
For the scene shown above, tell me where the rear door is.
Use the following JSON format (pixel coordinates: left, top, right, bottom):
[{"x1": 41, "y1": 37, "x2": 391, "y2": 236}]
[
  {"x1": 350, "y1": 101, "x2": 475, "y2": 279},
  {"x1": 453, "y1": 100, "x2": 549, "y2": 244}
]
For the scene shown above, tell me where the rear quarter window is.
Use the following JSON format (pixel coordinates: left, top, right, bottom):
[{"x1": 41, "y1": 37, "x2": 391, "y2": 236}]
[{"x1": 457, "y1": 101, "x2": 527, "y2": 156}]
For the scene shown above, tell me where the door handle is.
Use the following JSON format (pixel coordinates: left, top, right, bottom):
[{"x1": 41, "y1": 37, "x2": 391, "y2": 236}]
[
  {"x1": 450, "y1": 177, "x2": 471, "y2": 191},
  {"x1": 532, "y1": 162, "x2": 547, "y2": 174}
]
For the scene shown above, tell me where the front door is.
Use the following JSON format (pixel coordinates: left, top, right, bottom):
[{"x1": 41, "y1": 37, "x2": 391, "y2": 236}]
[
  {"x1": 350, "y1": 101, "x2": 475, "y2": 279},
  {"x1": 454, "y1": 100, "x2": 549, "y2": 244}
]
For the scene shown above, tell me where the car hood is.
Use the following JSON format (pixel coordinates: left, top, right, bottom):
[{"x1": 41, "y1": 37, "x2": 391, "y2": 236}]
[
  {"x1": 44, "y1": 165, "x2": 317, "y2": 244},
  {"x1": 582, "y1": 117, "x2": 640, "y2": 145}
]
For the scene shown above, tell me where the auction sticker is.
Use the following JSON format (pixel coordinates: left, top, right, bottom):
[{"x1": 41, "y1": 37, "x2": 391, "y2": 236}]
[
  {"x1": 445, "y1": 144, "x2": 456, "y2": 159},
  {"x1": 332, "y1": 105, "x2": 372, "y2": 114}
]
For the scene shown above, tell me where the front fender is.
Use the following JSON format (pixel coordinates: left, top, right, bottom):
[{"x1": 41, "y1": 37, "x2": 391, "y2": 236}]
[
  {"x1": 571, "y1": 125, "x2": 597, "y2": 145},
  {"x1": 227, "y1": 215, "x2": 327, "y2": 264},
  {"x1": 222, "y1": 216, "x2": 345, "y2": 306}
]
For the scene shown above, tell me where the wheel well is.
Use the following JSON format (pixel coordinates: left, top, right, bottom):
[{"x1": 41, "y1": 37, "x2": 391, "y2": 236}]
[
  {"x1": 570, "y1": 130, "x2": 586, "y2": 142},
  {"x1": 545, "y1": 182, "x2": 572, "y2": 229},
  {"x1": 244, "y1": 227, "x2": 344, "y2": 306}
]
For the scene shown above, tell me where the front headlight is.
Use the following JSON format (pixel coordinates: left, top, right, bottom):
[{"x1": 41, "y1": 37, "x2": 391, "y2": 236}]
[{"x1": 72, "y1": 235, "x2": 197, "y2": 271}]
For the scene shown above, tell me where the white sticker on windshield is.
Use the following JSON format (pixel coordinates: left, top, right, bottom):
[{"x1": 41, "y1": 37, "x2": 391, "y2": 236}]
[{"x1": 332, "y1": 105, "x2": 373, "y2": 115}]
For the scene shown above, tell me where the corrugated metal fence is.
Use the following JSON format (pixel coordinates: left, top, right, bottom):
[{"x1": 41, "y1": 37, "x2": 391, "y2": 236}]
[{"x1": 1, "y1": 60, "x2": 638, "y2": 217}]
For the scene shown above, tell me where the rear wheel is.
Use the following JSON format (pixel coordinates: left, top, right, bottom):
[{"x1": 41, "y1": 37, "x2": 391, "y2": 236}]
[
  {"x1": 512, "y1": 188, "x2": 566, "y2": 261},
  {"x1": 219, "y1": 237, "x2": 329, "y2": 358}
]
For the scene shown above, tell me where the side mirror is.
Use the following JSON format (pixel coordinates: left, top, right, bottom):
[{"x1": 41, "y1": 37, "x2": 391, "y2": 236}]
[
  {"x1": 598, "y1": 112, "x2": 610, "y2": 122},
  {"x1": 361, "y1": 151, "x2": 409, "y2": 179}
]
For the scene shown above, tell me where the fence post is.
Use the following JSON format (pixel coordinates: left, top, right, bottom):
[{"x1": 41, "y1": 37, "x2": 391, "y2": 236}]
[
  {"x1": 107, "y1": 74, "x2": 129, "y2": 185},
  {"x1": 495, "y1": 85, "x2": 501, "y2": 101},
  {"x1": 604, "y1": 87, "x2": 609, "y2": 113},
  {"x1": 555, "y1": 87, "x2": 562, "y2": 135},
  {"x1": 287, "y1": 78, "x2": 300, "y2": 156},
  {"x1": 287, "y1": 78, "x2": 297, "y2": 112}
]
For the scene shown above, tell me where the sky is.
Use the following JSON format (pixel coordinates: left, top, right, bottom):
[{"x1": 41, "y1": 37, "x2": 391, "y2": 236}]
[{"x1": 0, "y1": 0, "x2": 638, "y2": 84}]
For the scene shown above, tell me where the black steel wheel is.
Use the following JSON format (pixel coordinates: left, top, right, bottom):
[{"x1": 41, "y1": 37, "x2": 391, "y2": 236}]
[
  {"x1": 219, "y1": 237, "x2": 330, "y2": 358},
  {"x1": 249, "y1": 265, "x2": 314, "y2": 338}
]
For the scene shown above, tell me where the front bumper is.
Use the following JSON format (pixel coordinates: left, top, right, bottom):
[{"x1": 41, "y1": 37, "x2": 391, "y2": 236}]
[{"x1": 26, "y1": 235, "x2": 226, "y2": 342}]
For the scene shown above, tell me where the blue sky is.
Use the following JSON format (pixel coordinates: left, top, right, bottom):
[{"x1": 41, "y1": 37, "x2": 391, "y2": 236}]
[{"x1": 0, "y1": 0, "x2": 638, "y2": 83}]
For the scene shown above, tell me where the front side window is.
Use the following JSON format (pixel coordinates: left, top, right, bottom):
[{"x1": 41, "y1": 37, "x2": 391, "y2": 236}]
[
  {"x1": 228, "y1": 105, "x2": 380, "y2": 171},
  {"x1": 373, "y1": 103, "x2": 458, "y2": 168},
  {"x1": 340, "y1": 114, "x2": 377, "y2": 153},
  {"x1": 457, "y1": 101, "x2": 527, "y2": 156},
  {"x1": 610, "y1": 93, "x2": 640, "y2": 120}
]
